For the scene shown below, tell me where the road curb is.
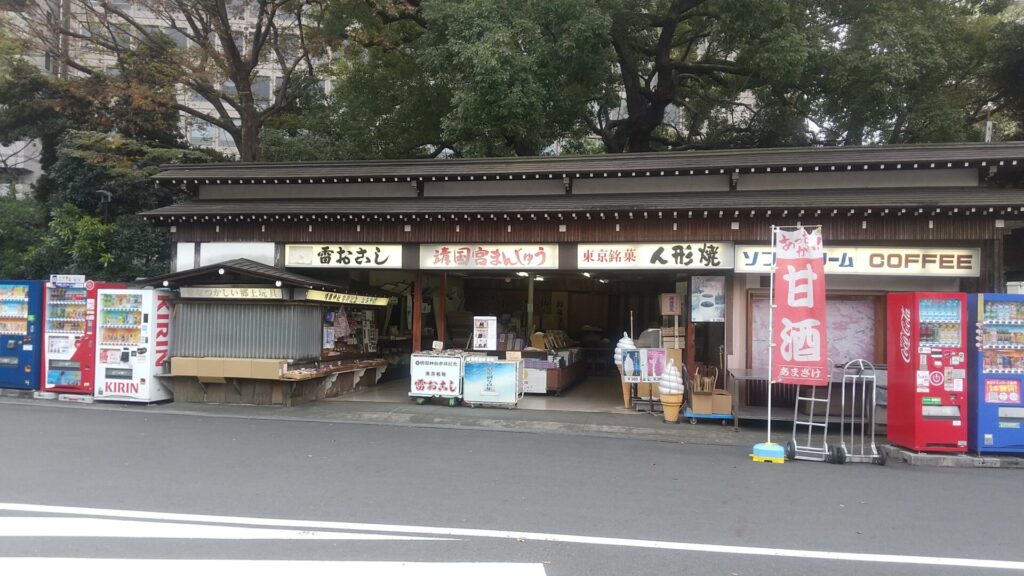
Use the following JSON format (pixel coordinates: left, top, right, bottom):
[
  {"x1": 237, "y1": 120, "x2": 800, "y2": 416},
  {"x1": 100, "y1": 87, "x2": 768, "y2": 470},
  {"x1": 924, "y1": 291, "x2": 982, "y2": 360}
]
[{"x1": 881, "y1": 444, "x2": 1024, "y2": 468}]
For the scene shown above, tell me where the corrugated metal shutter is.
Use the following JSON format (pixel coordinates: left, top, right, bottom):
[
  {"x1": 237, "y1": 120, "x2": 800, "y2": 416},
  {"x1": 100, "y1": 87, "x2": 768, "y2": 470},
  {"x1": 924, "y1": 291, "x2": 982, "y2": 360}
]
[{"x1": 172, "y1": 302, "x2": 322, "y2": 360}]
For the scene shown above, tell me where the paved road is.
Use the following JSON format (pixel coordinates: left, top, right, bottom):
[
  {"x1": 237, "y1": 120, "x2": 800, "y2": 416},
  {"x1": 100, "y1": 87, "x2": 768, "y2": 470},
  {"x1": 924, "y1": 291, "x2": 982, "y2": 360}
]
[{"x1": 0, "y1": 402, "x2": 1021, "y2": 575}]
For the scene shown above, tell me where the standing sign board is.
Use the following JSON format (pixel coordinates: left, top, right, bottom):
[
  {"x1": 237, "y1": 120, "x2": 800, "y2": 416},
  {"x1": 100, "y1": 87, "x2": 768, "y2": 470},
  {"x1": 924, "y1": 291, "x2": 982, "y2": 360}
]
[{"x1": 771, "y1": 228, "x2": 828, "y2": 386}]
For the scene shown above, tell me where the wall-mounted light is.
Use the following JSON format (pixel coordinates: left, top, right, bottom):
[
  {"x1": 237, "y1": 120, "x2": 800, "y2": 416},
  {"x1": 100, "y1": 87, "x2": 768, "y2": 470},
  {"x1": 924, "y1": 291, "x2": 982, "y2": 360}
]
[
  {"x1": 598, "y1": 279, "x2": 609, "y2": 284},
  {"x1": 275, "y1": 280, "x2": 282, "y2": 287},
  {"x1": 534, "y1": 276, "x2": 545, "y2": 282},
  {"x1": 218, "y1": 268, "x2": 225, "y2": 275},
  {"x1": 162, "y1": 280, "x2": 169, "y2": 287},
  {"x1": 516, "y1": 271, "x2": 530, "y2": 277},
  {"x1": 582, "y1": 272, "x2": 591, "y2": 278}
]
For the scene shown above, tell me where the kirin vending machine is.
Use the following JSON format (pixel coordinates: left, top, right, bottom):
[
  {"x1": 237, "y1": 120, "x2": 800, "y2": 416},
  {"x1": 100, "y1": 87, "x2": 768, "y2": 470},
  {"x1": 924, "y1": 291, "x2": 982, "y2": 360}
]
[
  {"x1": 0, "y1": 280, "x2": 43, "y2": 390},
  {"x1": 94, "y1": 288, "x2": 173, "y2": 402},
  {"x1": 886, "y1": 292, "x2": 968, "y2": 452},
  {"x1": 42, "y1": 275, "x2": 124, "y2": 396},
  {"x1": 967, "y1": 294, "x2": 1024, "y2": 454}
]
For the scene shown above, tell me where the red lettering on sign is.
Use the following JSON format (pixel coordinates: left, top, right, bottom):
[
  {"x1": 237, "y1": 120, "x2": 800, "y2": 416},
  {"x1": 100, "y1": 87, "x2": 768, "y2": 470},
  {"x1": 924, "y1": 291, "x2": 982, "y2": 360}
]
[
  {"x1": 105, "y1": 381, "x2": 140, "y2": 394},
  {"x1": 154, "y1": 294, "x2": 171, "y2": 368}
]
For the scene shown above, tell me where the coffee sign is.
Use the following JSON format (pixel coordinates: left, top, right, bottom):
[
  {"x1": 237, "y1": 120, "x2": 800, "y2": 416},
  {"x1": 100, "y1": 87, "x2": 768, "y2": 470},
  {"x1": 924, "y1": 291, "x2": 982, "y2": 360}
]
[{"x1": 735, "y1": 246, "x2": 980, "y2": 277}]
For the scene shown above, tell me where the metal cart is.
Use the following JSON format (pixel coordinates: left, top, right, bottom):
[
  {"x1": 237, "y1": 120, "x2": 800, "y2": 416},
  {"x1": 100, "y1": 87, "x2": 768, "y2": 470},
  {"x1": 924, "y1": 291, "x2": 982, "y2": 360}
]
[
  {"x1": 831, "y1": 359, "x2": 886, "y2": 465},
  {"x1": 785, "y1": 362, "x2": 834, "y2": 462}
]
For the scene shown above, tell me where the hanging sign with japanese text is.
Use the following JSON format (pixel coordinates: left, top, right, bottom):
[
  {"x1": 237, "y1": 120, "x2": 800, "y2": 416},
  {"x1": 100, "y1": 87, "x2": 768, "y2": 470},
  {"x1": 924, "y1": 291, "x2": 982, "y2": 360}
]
[
  {"x1": 771, "y1": 227, "x2": 829, "y2": 386},
  {"x1": 577, "y1": 243, "x2": 733, "y2": 270},
  {"x1": 736, "y1": 245, "x2": 980, "y2": 277},
  {"x1": 420, "y1": 244, "x2": 558, "y2": 270},
  {"x1": 304, "y1": 289, "x2": 390, "y2": 307},
  {"x1": 285, "y1": 244, "x2": 402, "y2": 268},
  {"x1": 179, "y1": 287, "x2": 283, "y2": 299}
]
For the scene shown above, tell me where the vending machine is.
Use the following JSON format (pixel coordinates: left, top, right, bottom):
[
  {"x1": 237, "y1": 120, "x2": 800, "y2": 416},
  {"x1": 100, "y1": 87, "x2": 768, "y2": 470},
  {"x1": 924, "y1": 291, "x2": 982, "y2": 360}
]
[
  {"x1": 93, "y1": 288, "x2": 173, "y2": 402},
  {"x1": 886, "y1": 292, "x2": 968, "y2": 452},
  {"x1": 967, "y1": 294, "x2": 1024, "y2": 454},
  {"x1": 42, "y1": 276, "x2": 124, "y2": 395},
  {"x1": 0, "y1": 280, "x2": 43, "y2": 390}
]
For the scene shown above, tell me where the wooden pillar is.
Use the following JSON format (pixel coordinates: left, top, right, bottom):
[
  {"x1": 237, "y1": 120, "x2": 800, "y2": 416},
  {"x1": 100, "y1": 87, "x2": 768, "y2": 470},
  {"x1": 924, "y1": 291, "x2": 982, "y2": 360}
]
[
  {"x1": 412, "y1": 271, "x2": 422, "y2": 352},
  {"x1": 438, "y1": 272, "x2": 447, "y2": 343},
  {"x1": 527, "y1": 276, "x2": 535, "y2": 334}
]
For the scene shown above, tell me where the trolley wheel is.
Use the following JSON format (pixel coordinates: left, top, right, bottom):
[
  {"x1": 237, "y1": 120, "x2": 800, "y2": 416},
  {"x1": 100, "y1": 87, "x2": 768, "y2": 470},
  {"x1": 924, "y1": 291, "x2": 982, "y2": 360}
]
[
  {"x1": 721, "y1": 419, "x2": 729, "y2": 426},
  {"x1": 829, "y1": 445, "x2": 846, "y2": 465},
  {"x1": 448, "y1": 397, "x2": 459, "y2": 407},
  {"x1": 785, "y1": 441, "x2": 796, "y2": 460},
  {"x1": 415, "y1": 397, "x2": 427, "y2": 405},
  {"x1": 874, "y1": 448, "x2": 887, "y2": 466},
  {"x1": 689, "y1": 417, "x2": 698, "y2": 425}
]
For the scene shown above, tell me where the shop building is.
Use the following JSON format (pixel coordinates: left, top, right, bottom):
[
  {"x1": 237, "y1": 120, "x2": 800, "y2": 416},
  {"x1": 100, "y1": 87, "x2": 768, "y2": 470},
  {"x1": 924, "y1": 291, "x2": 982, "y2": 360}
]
[{"x1": 142, "y1": 143, "x2": 1024, "y2": 415}]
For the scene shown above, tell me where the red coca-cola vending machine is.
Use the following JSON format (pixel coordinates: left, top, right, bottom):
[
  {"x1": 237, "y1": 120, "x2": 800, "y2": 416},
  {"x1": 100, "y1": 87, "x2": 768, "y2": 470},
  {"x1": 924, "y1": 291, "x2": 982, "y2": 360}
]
[{"x1": 886, "y1": 292, "x2": 968, "y2": 452}]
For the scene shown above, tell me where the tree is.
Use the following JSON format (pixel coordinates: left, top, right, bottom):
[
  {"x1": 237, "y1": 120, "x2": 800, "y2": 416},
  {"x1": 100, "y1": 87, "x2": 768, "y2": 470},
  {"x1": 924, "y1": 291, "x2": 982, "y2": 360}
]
[
  {"x1": 13, "y1": 0, "x2": 329, "y2": 161},
  {"x1": 807, "y1": 0, "x2": 1007, "y2": 145}
]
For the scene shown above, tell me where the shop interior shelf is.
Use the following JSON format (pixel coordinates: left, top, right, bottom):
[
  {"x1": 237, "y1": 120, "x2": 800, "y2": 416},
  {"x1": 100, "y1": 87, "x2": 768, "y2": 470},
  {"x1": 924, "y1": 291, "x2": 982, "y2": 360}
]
[
  {"x1": 0, "y1": 315, "x2": 28, "y2": 320},
  {"x1": 982, "y1": 320, "x2": 1024, "y2": 325},
  {"x1": 919, "y1": 317, "x2": 961, "y2": 323},
  {"x1": 101, "y1": 324, "x2": 140, "y2": 329},
  {"x1": 982, "y1": 344, "x2": 1024, "y2": 350},
  {"x1": 0, "y1": 298, "x2": 29, "y2": 303},
  {"x1": 49, "y1": 300, "x2": 86, "y2": 305},
  {"x1": 46, "y1": 329, "x2": 83, "y2": 334},
  {"x1": 102, "y1": 306, "x2": 140, "y2": 312}
]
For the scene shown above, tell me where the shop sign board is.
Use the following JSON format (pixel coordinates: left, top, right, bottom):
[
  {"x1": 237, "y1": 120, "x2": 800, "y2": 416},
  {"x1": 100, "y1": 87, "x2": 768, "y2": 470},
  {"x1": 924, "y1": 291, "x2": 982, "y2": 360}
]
[
  {"x1": 736, "y1": 245, "x2": 980, "y2": 277},
  {"x1": 660, "y1": 293, "x2": 683, "y2": 316},
  {"x1": 771, "y1": 227, "x2": 829, "y2": 387},
  {"x1": 691, "y1": 276, "x2": 726, "y2": 323},
  {"x1": 50, "y1": 274, "x2": 86, "y2": 288},
  {"x1": 463, "y1": 359, "x2": 521, "y2": 406},
  {"x1": 410, "y1": 353, "x2": 463, "y2": 398},
  {"x1": 621, "y1": 350, "x2": 642, "y2": 383},
  {"x1": 421, "y1": 244, "x2": 557, "y2": 269},
  {"x1": 305, "y1": 289, "x2": 390, "y2": 307},
  {"x1": 179, "y1": 287, "x2": 283, "y2": 299},
  {"x1": 285, "y1": 244, "x2": 402, "y2": 268},
  {"x1": 578, "y1": 242, "x2": 733, "y2": 270}
]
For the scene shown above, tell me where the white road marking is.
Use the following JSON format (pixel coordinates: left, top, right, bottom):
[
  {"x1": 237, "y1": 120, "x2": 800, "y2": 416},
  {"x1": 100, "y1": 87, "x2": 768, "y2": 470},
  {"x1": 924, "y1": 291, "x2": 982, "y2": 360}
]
[
  {"x1": 0, "y1": 558, "x2": 546, "y2": 576},
  {"x1": 0, "y1": 517, "x2": 449, "y2": 541},
  {"x1": 1, "y1": 502, "x2": 1022, "y2": 571}
]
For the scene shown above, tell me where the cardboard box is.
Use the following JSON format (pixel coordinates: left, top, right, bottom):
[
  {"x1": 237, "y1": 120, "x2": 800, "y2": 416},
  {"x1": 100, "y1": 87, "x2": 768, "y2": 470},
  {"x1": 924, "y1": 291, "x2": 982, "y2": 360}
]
[
  {"x1": 222, "y1": 358, "x2": 253, "y2": 379},
  {"x1": 251, "y1": 359, "x2": 287, "y2": 380},
  {"x1": 690, "y1": 393, "x2": 714, "y2": 415},
  {"x1": 523, "y1": 368, "x2": 548, "y2": 394},
  {"x1": 666, "y1": 349, "x2": 684, "y2": 374},
  {"x1": 663, "y1": 337, "x2": 686, "y2": 349},
  {"x1": 712, "y1": 390, "x2": 732, "y2": 414},
  {"x1": 196, "y1": 357, "x2": 225, "y2": 377},
  {"x1": 171, "y1": 357, "x2": 200, "y2": 377},
  {"x1": 661, "y1": 327, "x2": 685, "y2": 337}
]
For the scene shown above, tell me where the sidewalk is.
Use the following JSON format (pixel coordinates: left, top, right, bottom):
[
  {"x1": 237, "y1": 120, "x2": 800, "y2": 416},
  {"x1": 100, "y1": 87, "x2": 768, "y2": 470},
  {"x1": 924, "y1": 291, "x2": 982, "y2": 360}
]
[{"x1": 0, "y1": 392, "x2": 762, "y2": 447}]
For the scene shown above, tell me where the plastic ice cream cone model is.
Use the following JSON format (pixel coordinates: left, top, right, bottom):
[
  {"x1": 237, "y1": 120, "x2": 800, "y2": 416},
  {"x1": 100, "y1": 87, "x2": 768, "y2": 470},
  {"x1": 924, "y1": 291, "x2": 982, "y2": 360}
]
[
  {"x1": 614, "y1": 332, "x2": 636, "y2": 408},
  {"x1": 658, "y1": 359, "x2": 685, "y2": 423}
]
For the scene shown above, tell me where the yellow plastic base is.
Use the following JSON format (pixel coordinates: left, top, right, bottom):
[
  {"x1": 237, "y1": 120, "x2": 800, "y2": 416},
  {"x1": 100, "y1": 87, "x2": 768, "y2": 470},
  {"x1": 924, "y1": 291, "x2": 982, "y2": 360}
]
[{"x1": 750, "y1": 454, "x2": 786, "y2": 464}]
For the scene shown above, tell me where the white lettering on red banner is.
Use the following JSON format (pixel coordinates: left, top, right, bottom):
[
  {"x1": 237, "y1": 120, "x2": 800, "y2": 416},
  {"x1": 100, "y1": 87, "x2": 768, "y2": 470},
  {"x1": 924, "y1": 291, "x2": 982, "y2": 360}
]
[{"x1": 771, "y1": 228, "x2": 829, "y2": 386}]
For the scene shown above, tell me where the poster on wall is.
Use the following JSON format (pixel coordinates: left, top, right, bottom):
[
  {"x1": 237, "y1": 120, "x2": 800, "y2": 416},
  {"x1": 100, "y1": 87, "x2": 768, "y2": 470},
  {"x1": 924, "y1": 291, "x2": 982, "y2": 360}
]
[
  {"x1": 641, "y1": 349, "x2": 667, "y2": 383},
  {"x1": 690, "y1": 276, "x2": 725, "y2": 322},
  {"x1": 473, "y1": 316, "x2": 498, "y2": 351},
  {"x1": 771, "y1": 227, "x2": 829, "y2": 386},
  {"x1": 621, "y1": 350, "x2": 642, "y2": 383}
]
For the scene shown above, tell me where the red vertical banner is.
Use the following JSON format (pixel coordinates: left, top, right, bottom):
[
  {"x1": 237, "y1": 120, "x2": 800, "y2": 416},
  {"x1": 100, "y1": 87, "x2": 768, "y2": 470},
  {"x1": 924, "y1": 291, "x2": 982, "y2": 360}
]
[{"x1": 771, "y1": 227, "x2": 828, "y2": 386}]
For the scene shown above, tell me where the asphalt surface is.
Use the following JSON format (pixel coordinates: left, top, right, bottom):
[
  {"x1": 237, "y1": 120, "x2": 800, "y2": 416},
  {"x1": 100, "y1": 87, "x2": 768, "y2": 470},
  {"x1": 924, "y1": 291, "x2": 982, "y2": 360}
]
[{"x1": 0, "y1": 400, "x2": 1022, "y2": 575}]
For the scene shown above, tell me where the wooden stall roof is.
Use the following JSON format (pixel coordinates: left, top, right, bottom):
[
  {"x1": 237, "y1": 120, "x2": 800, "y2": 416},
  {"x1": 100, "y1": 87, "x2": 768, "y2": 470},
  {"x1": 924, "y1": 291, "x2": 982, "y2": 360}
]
[
  {"x1": 151, "y1": 142, "x2": 1024, "y2": 182},
  {"x1": 138, "y1": 258, "x2": 343, "y2": 290},
  {"x1": 142, "y1": 187, "x2": 1024, "y2": 221}
]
